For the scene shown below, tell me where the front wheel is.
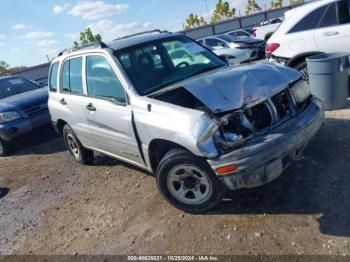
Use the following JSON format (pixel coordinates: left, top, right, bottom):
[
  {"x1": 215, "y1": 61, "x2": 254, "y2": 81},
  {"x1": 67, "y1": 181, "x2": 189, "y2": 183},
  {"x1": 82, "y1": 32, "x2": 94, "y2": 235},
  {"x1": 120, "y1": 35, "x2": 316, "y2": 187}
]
[
  {"x1": 156, "y1": 149, "x2": 226, "y2": 213},
  {"x1": 0, "y1": 138, "x2": 13, "y2": 157},
  {"x1": 63, "y1": 124, "x2": 94, "y2": 164}
]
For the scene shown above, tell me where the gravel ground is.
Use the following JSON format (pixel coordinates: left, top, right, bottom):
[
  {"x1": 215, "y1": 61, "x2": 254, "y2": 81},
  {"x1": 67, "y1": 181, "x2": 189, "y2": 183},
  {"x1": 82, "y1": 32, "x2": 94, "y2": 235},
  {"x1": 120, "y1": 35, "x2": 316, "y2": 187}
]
[{"x1": 0, "y1": 101, "x2": 350, "y2": 256}]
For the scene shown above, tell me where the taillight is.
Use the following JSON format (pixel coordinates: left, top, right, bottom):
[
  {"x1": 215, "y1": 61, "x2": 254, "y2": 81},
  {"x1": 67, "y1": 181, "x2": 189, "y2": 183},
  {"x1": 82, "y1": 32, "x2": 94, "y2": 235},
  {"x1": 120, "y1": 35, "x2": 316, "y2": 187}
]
[
  {"x1": 253, "y1": 28, "x2": 256, "y2": 38},
  {"x1": 265, "y1": 43, "x2": 280, "y2": 56}
]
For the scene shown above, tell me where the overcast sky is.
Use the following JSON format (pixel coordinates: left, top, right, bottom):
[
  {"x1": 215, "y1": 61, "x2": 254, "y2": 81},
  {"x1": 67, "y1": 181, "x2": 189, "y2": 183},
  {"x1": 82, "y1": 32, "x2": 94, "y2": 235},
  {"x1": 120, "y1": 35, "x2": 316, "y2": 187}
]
[{"x1": 0, "y1": 0, "x2": 288, "y2": 67}]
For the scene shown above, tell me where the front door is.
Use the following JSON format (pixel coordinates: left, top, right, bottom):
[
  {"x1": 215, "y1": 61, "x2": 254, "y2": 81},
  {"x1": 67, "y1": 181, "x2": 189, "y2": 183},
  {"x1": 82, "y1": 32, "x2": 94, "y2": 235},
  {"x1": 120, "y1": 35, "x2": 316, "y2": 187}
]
[{"x1": 83, "y1": 54, "x2": 143, "y2": 165}]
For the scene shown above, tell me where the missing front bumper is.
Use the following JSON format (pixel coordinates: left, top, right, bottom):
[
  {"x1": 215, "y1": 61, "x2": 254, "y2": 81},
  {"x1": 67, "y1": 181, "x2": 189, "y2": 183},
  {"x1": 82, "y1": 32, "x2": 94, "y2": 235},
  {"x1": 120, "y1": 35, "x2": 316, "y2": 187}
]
[{"x1": 207, "y1": 97, "x2": 324, "y2": 190}]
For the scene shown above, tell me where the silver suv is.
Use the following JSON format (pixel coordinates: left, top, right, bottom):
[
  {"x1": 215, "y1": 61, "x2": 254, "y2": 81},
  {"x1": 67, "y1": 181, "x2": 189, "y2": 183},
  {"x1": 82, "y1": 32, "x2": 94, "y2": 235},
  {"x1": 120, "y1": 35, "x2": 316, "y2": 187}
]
[{"x1": 48, "y1": 31, "x2": 324, "y2": 213}]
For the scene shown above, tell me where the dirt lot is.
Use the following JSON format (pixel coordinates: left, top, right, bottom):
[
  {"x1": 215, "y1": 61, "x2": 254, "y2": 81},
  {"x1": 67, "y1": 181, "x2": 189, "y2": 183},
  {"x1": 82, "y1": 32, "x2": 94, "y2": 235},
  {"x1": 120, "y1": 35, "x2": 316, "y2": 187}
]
[{"x1": 1, "y1": 101, "x2": 350, "y2": 256}]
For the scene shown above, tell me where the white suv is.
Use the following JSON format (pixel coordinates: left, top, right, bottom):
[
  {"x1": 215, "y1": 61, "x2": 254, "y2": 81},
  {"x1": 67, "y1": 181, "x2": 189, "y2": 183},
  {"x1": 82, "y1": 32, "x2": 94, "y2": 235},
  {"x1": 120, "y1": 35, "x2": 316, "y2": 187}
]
[{"x1": 266, "y1": 0, "x2": 350, "y2": 78}]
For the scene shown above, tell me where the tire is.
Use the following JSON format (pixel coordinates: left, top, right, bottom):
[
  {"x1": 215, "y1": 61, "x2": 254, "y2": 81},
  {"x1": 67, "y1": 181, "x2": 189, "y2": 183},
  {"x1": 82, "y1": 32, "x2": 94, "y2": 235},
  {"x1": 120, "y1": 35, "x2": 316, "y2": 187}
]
[
  {"x1": 156, "y1": 148, "x2": 226, "y2": 213},
  {"x1": 0, "y1": 138, "x2": 13, "y2": 157},
  {"x1": 294, "y1": 60, "x2": 308, "y2": 81},
  {"x1": 62, "y1": 124, "x2": 94, "y2": 164}
]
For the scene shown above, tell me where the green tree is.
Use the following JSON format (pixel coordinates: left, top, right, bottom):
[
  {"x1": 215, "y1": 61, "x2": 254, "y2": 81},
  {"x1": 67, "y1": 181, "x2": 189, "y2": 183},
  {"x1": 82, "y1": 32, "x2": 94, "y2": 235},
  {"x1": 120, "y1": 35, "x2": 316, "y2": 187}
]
[
  {"x1": 245, "y1": 0, "x2": 262, "y2": 15},
  {"x1": 290, "y1": 0, "x2": 304, "y2": 5},
  {"x1": 73, "y1": 28, "x2": 102, "y2": 49},
  {"x1": 0, "y1": 61, "x2": 9, "y2": 75},
  {"x1": 211, "y1": 0, "x2": 236, "y2": 23},
  {"x1": 270, "y1": 0, "x2": 283, "y2": 9},
  {"x1": 185, "y1": 13, "x2": 207, "y2": 30}
]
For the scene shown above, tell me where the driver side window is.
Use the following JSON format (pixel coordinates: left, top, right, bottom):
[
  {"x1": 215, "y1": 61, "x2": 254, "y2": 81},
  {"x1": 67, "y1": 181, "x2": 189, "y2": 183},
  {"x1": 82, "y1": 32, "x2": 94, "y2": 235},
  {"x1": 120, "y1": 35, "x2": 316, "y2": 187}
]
[{"x1": 86, "y1": 55, "x2": 126, "y2": 104}]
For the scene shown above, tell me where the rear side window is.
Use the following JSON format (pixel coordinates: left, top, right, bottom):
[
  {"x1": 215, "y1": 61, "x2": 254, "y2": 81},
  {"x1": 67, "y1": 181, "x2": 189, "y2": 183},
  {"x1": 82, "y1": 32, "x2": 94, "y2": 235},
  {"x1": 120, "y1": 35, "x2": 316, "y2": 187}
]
[
  {"x1": 49, "y1": 62, "x2": 59, "y2": 92},
  {"x1": 86, "y1": 55, "x2": 126, "y2": 104},
  {"x1": 319, "y1": 3, "x2": 337, "y2": 28},
  {"x1": 205, "y1": 38, "x2": 225, "y2": 47},
  {"x1": 61, "y1": 57, "x2": 83, "y2": 94},
  {"x1": 288, "y1": 5, "x2": 327, "y2": 33},
  {"x1": 338, "y1": 0, "x2": 350, "y2": 24}
]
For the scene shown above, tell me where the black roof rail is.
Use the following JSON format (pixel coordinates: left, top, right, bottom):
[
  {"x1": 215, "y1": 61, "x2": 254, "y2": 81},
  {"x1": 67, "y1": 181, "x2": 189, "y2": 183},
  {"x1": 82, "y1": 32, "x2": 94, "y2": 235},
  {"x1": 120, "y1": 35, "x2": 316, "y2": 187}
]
[
  {"x1": 113, "y1": 29, "x2": 171, "y2": 41},
  {"x1": 57, "y1": 40, "x2": 109, "y2": 57}
]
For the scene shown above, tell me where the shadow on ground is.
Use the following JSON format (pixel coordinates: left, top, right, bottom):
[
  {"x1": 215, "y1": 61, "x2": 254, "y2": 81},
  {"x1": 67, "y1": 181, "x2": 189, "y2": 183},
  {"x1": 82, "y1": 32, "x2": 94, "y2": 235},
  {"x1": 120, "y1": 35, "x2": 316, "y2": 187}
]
[
  {"x1": 91, "y1": 154, "x2": 152, "y2": 176},
  {"x1": 211, "y1": 116, "x2": 350, "y2": 238},
  {"x1": 13, "y1": 125, "x2": 66, "y2": 156},
  {"x1": 0, "y1": 187, "x2": 9, "y2": 199}
]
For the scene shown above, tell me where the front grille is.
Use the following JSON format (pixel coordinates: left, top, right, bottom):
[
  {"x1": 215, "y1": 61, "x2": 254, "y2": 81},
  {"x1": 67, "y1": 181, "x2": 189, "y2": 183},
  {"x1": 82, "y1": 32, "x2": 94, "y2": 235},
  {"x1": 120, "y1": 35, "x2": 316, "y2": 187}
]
[
  {"x1": 271, "y1": 90, "x2": 292, "y2": 119},
  {"x1": 245, "y1": 102, "x2": 272, "y2": 131},
  {"x1": 244, "y1": 89, "x2": 295, "y2": 132},
  {"x1": 24, "y1": 103, "x2": 48, "y2": 117}
]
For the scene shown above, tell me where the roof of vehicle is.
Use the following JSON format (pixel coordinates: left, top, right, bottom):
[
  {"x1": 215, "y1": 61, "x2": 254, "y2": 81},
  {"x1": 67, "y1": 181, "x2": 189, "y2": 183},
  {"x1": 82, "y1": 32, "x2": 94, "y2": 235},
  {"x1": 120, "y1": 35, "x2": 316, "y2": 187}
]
[
  {"x1": 285, "y1": 0, "x2": 335, "y2": 18},
  {"x1": 110, "y1": 31, "x2": 181, "y2": 51},
  {"x1": 54, "y1": 30, "x2": 182, "y2": 61},
  {"x1": 272, "y1": 0, "x2": 336, "y2": 36}
]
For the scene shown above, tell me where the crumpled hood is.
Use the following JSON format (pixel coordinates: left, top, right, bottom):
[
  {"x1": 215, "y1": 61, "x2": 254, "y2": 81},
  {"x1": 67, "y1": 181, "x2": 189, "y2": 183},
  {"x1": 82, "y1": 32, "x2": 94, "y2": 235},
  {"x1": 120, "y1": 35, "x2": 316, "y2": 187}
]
[{"x1": 181, "y1": 63, "x2": 301, "y2": 113}]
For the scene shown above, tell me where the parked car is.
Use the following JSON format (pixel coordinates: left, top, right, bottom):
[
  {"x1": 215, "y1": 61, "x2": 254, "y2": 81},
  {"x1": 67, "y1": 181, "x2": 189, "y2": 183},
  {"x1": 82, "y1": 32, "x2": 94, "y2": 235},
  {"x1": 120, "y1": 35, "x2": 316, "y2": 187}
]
[
  {"x1": 223, "y1": 35, "x2": 266, "y2": 59},
  {"x1": 210, "y1": 47, "x2": 251, "y2": 65},
  {"x1": 266, "y1": 0, "x2": 350, "y2": 79},
  {"x1": 253, "y1": 17, "x2": 283, "y2": 41},
  {"x1": 0, "y1": 76, "x2": 50, "y2": 156},
  {"x1": 226, "y1": 28, "x2": 254, "y2": 39},
  {"x1": 170, "y1": 45, "x2": 250, "y2": 66},
  {"x1": 196, "y1": 40, "x2": 251, "y2": 65},
  {"x1": 198, "y1": 35, "x2": 265, "y2": 60},
  {"x1": 49, "y1": 31, "x2": 324, "y2": 213}
]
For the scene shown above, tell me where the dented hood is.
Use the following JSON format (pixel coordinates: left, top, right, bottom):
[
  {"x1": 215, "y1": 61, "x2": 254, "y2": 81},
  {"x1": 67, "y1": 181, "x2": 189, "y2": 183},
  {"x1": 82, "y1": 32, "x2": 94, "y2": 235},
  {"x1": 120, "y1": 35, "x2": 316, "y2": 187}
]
[{"x1": 181, "y1": 63, "x2": 301, "y2": 113}]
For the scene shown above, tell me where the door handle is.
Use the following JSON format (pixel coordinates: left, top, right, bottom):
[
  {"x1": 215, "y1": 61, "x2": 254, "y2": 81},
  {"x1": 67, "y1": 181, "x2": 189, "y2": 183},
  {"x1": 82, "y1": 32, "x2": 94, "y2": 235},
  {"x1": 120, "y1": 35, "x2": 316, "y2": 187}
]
[
  {"x1": 323, "y1": 31, "x2": 339, "y2": 36},
  {"x1": 86, "y1": 103, "x2": 96, "y2": 112},
  {"x1": 60, "y1": 98, "x2": 67, "y2": 105}
]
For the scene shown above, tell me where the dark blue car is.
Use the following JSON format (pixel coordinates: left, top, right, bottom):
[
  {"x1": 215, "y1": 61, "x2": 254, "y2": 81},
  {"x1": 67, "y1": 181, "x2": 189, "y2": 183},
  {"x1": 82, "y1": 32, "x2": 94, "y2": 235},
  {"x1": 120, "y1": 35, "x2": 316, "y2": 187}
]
[{"x1": 0, "y1": 76, "x2": 50, "y2": 156}]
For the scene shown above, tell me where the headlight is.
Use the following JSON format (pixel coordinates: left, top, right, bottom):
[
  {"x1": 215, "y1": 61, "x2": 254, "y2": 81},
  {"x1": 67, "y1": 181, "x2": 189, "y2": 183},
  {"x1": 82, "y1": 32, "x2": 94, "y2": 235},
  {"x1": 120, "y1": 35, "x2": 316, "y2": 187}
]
[
  {"x1": 197, "y1": 121, "x2": 219, "y2": 157},
  {"x1": 290, "y1": 80, "x2": 311, "y2": 103},
  {"x1": 0, "y1": 112, "x2": 21, "y2": 124}
]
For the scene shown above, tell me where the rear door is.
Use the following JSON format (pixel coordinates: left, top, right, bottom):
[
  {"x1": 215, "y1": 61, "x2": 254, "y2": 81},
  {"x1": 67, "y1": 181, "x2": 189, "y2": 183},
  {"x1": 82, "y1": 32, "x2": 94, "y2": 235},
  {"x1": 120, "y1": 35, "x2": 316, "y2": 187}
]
[
  {"x1": 83, "y1": 54, "x2": 143, "y2": 165},
  {"x1": 284, "y1": 5, "x2": 328, "y2": 56},
  {"x1": 314, "y1": 1, "x2": 350, "y2": 52},
  {"x1": 58, "y1": 56, "x2": 91, "y2": 146}
]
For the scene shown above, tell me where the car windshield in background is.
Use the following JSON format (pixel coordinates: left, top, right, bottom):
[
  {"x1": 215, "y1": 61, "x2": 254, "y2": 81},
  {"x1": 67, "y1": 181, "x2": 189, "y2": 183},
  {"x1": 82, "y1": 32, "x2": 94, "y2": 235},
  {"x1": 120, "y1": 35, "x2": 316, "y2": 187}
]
[
  {"x1": 0, "y1": 77, "x2": 39, "y2": 99},
  {"x1": 114, "y1": 36, "x2": 225, "y2": 95},
  {"x1": 217, "y1": 35, "x2": 234, "y2": 42}
]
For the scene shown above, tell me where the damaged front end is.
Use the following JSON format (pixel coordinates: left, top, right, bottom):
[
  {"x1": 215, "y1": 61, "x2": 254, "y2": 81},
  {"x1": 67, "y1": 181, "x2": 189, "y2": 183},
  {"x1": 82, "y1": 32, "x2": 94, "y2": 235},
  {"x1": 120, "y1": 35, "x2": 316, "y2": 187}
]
[
  {"x1": 150, "y1": 63, "x2": 323, "y2": 190},
  {"x1": 210, "y1": 83, "x2": 311, "y2": 154},
  {"x1": 194, "y1": 78, "x2": 324, "y2": 190}
]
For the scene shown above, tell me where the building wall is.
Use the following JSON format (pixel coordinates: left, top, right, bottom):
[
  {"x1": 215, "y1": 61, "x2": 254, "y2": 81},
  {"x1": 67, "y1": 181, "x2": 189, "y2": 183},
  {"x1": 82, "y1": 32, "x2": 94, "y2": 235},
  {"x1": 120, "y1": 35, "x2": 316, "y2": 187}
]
[
  {"x1": 12, "y1": 63, "x2": 50, "y2": 86},
  {"x1": 179, "y1": 5, "x2": 298, "y2": 40}
]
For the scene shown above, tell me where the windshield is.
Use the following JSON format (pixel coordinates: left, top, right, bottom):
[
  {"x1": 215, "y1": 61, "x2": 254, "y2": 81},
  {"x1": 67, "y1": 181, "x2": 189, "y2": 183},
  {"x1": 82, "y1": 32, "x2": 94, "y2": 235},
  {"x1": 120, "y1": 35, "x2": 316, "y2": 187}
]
[
  {"x1": 114, "y1": 36, "x2": 225, "y2": 95},
  {"x1": 245, "y1": 28, "x2": 253, "y2": 34},
  {"x1": 0, "y1": 77, "x2": 39, "y2": 99},
  {"x1": 217, "y1": 35, "x2": 233, "y2": 42}
]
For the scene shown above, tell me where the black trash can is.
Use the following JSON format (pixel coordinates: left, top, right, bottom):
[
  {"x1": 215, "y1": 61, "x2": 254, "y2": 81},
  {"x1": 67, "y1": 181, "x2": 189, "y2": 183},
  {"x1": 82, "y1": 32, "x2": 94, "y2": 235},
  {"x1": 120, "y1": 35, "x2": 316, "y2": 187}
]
[{"x1": 306, "y1": 53, "x2": 349, "y2": 110}]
